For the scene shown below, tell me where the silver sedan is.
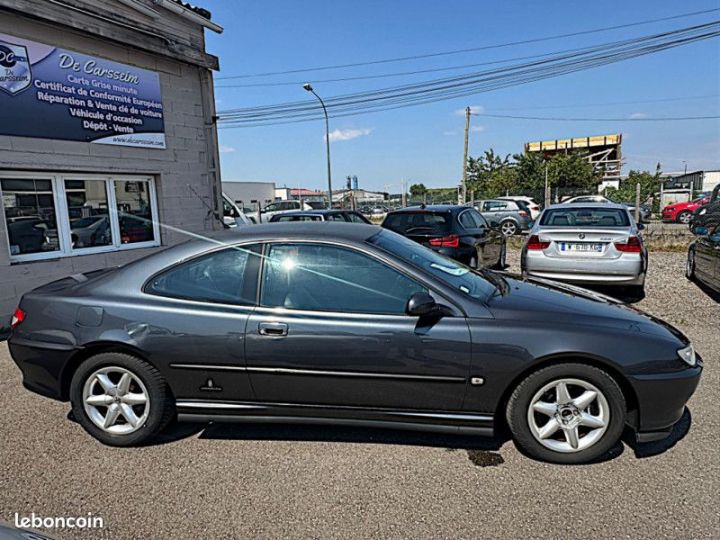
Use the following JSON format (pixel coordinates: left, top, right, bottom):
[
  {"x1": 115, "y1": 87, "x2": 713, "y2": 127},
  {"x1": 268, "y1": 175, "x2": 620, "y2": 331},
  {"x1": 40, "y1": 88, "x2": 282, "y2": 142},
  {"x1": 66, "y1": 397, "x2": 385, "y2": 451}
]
[{"x1": 521, "y1": 203, "x2": 648, "y2": 293}]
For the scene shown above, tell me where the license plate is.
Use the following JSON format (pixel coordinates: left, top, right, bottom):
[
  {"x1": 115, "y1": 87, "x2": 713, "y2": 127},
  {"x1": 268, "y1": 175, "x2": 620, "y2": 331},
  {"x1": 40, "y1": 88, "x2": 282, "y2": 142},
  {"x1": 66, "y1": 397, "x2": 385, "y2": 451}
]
[{"x1": 559, "y1": 242, "x2": 604, "y2": 253}]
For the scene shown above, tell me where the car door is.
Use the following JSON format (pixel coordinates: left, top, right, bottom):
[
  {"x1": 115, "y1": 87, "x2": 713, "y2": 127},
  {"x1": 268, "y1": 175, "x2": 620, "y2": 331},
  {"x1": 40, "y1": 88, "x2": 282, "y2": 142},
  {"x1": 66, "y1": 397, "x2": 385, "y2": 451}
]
[
  {"x1": 458, "y1": 209, "x2": 490, "y2": 266},
  {"x1": 694, "y1": 228, "x2": 716, "y2": 282},
  {"x1": 245, "y1": 242, "x2": 472, "y2": 411},
  {"x1": 140, "y1": 244, "x2": 263, "y2": 401},
  {"x1": 469, "y1": 210, "x2": 502, "y2": 266}
]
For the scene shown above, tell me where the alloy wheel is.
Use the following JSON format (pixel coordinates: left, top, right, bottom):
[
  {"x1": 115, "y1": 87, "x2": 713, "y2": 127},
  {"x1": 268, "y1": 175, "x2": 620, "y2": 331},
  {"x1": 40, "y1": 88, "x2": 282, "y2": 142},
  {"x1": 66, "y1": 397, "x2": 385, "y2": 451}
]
[
  {"x1": 501, "y1": 221, "x2": 517, "y2": 236},
  {"x1": 679, "y1": 212, "x2": 692, "y2": 224},
  {"x1": 527, "y1": 378, "x2": 609, "y2": 453},
  {"x1": 82, "y1": 366, "x2": 150, "y2": 435}
]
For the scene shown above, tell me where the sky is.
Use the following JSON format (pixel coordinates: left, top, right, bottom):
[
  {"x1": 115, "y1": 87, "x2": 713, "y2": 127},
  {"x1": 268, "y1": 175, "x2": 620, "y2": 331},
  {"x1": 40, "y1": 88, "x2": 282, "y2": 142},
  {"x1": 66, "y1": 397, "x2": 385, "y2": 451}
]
[{"x1": 203, "y1": 0, "x2": 720, "y2": 193}]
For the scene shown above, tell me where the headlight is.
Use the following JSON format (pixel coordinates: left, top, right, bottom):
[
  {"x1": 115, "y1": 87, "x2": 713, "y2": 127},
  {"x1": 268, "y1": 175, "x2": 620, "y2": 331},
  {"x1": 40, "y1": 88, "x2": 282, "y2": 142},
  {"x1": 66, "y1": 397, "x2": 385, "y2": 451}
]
[{"x1": 677, "y1": 344, "x2": 696, "y2": 367}]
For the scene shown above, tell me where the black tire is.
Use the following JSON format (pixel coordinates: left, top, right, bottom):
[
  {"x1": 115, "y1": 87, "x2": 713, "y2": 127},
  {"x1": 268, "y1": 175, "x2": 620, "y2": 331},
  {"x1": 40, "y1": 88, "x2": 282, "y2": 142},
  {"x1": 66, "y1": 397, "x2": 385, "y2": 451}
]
[
  {"x1": 70, "y1": 352, "x2": 175, "y2": 446},
  {"x1": 677, "y1": 210, "x2": 692, "y2": 225},
  {"x1": 506, "y1": 363, "x2": 626, "y2": 464},
  {"x1": 686, "y1": 248, "x2": 696, "y2": 280}
]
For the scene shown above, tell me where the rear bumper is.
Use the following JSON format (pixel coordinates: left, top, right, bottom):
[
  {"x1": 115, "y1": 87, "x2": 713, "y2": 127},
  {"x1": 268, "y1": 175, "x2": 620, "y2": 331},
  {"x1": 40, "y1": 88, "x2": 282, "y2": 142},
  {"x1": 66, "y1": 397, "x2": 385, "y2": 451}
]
[
  {"x1": 631, "y1": 358, "x2": 703, "y2": 437},
  {"x1": 523, "y1": 251, "x2": 645, "y2": 285},
  {"x1": 8, "y1": 338, "x2": 75, "y2": 401}
]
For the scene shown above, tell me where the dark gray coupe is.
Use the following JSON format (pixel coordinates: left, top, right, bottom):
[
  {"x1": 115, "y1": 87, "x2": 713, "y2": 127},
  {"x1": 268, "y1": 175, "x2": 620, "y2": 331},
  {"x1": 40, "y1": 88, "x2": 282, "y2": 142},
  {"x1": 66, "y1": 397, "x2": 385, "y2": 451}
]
[{"x1": 8, "y1": 223, "x2": 702, "y2": 463}]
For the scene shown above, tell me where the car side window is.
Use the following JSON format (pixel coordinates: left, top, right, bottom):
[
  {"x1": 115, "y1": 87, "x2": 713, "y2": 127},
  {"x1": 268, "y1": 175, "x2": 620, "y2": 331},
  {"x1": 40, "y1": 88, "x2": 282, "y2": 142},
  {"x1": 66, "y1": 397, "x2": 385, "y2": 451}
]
[
  {"x1": 459, "y1": 210, "x2": 476, "y2": 229},
  {"x1": 260, "y1": 243, "x2": 427, "y2": 314},
  {"x1": 146, "y1": 245, "x2": 261, "y2": 304},
  {"x1": 469, "y1": 209, "x2": 489, "y2": 228},
  {"x1": 326, "y1": 213, "x2": 346, "y2": 221},
  {"x1": 347, "y1": 212, "x2": 367, "y2": 223}
]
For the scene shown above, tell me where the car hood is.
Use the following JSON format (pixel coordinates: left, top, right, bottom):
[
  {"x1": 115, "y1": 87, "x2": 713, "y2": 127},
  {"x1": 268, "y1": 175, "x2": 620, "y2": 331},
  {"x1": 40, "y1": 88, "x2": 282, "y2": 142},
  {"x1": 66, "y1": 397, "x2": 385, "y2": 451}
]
[{"x1": 485, "y1": 274, "x2": 688, "y2": 344}]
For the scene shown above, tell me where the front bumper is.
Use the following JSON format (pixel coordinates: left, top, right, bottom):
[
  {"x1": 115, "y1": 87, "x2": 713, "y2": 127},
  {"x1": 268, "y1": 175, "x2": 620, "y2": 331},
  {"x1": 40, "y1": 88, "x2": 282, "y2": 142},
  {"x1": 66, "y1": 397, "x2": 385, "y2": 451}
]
[{"x1": 631, "y1": 356, "x2": 703, "y2": 439}]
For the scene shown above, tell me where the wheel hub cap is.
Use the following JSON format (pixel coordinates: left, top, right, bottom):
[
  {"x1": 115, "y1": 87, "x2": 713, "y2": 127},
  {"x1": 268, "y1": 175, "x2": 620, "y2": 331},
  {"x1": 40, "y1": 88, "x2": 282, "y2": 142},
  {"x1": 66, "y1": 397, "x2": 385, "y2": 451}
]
[
  {"x1": 82, "y1": 366, "x2": 150, "y2": 435},
  {"x1": 527, "y1": 378, "x2": 610, "y2": 454}
]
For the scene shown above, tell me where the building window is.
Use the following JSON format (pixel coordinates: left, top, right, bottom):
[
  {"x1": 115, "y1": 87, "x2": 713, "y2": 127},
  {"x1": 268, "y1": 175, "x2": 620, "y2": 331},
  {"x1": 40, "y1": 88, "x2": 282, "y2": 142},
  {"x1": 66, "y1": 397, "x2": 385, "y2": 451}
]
[
  {"x1": 2, "y1": 177, "x2": 61, "y2": 257},
  {"x1": 1, "y1": 172, "x2": 160, "y2": 262}
]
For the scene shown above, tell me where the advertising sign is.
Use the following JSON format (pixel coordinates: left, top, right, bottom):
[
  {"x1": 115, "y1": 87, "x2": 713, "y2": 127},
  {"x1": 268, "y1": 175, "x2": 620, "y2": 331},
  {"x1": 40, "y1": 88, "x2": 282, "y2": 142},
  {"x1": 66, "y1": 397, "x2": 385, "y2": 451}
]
[{"x1": 0, "y1": 32, "x2": 165, "y2": 149}]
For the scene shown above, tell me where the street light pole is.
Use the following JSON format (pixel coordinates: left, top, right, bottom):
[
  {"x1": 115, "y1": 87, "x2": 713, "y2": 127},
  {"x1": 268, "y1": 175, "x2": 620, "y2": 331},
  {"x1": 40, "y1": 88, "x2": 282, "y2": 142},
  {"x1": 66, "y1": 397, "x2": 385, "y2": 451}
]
[{"x1": 304, "y1": 83, "x2": 333, "y2": 208}]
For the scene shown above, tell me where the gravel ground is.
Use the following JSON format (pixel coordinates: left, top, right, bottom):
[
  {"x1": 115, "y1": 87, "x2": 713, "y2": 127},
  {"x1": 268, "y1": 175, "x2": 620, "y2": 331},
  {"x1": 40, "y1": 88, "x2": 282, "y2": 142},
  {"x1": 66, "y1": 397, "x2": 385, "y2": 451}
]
[{"x1": 0, "y1": 249, "x2": 718, "y2": 539}]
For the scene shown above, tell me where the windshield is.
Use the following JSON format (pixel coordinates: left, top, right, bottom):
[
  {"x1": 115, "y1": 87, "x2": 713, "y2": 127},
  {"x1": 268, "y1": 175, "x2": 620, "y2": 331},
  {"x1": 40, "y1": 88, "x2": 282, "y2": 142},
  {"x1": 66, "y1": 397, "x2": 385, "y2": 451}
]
[
  {"x1": 382, "y1": 211, "x2": 451, "y2": 235},
  {"x1": 368, "y1": 229, "x2": 496, "y2": 299},
  {"x1": 540, "y1": 207, "x2": 630, "y2": 227}
]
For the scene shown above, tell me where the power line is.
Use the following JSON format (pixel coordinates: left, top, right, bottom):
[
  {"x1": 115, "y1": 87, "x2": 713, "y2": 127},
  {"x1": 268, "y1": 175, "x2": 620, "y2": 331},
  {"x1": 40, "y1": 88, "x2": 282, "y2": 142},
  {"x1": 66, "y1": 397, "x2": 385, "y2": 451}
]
[
  {"x1": 216, "y1": 22, "x2": 720, "y2": 128},
  {"x1": 472, "y1": 113, "x2": 720, "y2": 121},
  {"x1": 216, "y1": 8, "x2": 720, "y2": 80}
]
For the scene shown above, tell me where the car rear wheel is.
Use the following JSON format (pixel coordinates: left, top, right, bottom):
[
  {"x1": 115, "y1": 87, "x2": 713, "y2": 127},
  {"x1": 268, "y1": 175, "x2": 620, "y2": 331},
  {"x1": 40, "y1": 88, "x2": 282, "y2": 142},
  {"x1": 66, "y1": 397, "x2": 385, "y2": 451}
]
[
  {"x1": 70, "y1": 352, "x2": 175, "y2": 446},
  {"x1": 677, "y1": 211, "x2": 693, "y2": 224},
  {"x1": 686, "y1": 248, "x2": 696, "y2": 280},
  {"x1": 500, "y1": 220, "x2": 517, "y2": 236},
  {"x1": 506, "y1": 363, "x2": 626, "y2": 464}
]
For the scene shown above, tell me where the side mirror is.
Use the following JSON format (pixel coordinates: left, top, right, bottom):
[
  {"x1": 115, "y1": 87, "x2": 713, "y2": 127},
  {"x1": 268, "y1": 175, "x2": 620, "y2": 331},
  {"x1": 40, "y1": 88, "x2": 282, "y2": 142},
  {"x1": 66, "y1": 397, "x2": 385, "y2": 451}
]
[
  {"x1": 406, "y1": 292, "x2": 439, "y2": 317},
  {"x1": 695, "y1": 226, "x2": 708, "y2": 236},
  {"x1": 637, "y1": 222, "x2": 645, "y2": 230}
]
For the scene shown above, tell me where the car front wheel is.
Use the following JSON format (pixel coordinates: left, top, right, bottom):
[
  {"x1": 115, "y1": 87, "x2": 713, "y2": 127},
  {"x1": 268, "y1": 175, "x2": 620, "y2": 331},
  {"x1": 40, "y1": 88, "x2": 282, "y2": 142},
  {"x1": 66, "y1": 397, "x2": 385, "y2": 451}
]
[
  {"x1": 70, "y1": 352, "x2": 175, "y2": 446},
  {"x1": 677, "y1": 211, "x2": 692, "y2": 224},
  {"x1": 506, "y1": 363, "x2": 626, "y2": 464}
]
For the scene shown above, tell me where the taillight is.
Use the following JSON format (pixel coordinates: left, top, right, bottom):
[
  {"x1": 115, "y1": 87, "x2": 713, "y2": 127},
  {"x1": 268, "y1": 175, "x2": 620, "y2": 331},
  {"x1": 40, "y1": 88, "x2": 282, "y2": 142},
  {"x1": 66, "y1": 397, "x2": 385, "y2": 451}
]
[
  {"x1": 614, "y1": 236, "x2": 642, "y2": 253},
  {"x1": 429, "y1": 234, "x2": 460, "y2": 248},
  {"x1": 518, "y1": 210, "x2": 529, "y2": 218},
  {"x1": 10, "y1": 307, "x2": 25, "y2": 329},
  {"x1": 527, "y1": 235, "x2": 550, "y2": 250}
]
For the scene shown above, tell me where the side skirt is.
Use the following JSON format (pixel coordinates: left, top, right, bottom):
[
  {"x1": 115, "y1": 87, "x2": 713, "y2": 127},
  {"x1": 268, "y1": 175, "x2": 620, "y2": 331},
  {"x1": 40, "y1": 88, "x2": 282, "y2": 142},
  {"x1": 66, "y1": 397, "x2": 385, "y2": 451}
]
[{"x1": 175, "y1": 400, "x2": 495, "y2": 436}]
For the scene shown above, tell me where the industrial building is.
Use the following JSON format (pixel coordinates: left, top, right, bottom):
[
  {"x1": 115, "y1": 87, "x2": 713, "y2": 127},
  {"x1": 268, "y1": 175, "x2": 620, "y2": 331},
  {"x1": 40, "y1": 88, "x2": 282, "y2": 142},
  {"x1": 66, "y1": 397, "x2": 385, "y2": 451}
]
[{"x1": 222, "y1": 181, "x2": 276, "y2": 211}]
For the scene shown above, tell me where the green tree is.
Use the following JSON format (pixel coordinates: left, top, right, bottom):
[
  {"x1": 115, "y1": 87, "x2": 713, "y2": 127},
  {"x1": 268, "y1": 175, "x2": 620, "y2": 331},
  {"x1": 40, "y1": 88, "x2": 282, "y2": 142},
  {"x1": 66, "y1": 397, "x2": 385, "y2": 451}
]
[
  {"x1": 409, "y1": 183, "x2": 428, "y2": 198},
  {"x1": 604, "y1": 167, "x2": 662, "y2": 209},
  {"x1": 467, "y1": 149, "x2": 511, "y2": 196}
]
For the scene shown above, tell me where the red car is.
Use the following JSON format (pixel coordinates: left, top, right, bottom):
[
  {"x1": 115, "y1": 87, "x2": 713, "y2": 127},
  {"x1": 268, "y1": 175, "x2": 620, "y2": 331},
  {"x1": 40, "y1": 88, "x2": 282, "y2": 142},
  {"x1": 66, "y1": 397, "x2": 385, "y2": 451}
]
[{"x1": 662, "y1": 196, "x2": 711, "y2": 224}]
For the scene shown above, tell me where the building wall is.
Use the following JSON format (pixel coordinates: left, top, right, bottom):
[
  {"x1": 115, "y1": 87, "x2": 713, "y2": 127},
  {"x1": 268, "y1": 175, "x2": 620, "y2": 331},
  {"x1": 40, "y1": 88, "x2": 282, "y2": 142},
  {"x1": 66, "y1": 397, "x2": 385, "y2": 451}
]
[
  {"x1": 222, "y1": 182, "x2": 276, "y2": 209},
  {"x1": 0, "y1": 4, "x2": 221, "y2": 325}
]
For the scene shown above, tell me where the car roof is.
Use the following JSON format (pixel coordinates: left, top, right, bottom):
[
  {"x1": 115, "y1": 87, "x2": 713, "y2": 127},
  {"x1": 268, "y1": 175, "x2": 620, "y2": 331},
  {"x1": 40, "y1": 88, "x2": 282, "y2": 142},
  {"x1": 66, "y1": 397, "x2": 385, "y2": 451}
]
[
  {"x1": 545, "y1": 202, "x2": 629, "y2": 210},
  {"x1": 274, "y1": 209, "x2": 353, "y2": 216},
  {"x1": 389, "y1": 204, "x2": 459, "y2": 213}
]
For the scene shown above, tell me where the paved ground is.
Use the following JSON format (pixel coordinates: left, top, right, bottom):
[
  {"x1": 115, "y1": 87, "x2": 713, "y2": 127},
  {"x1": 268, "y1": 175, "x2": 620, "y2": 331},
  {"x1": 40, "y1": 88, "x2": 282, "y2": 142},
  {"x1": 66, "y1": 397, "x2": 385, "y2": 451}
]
[{"x1": 0, "y1": 250, "x2": 718, "y2": 539}]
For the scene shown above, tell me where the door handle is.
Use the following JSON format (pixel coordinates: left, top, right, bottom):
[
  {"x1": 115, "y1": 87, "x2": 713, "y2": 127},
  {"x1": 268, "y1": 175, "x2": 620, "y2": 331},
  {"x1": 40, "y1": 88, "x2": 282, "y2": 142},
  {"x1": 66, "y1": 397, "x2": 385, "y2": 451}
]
[{"x1": 258, "y1": 321, "x2": 288, "y2": 336}]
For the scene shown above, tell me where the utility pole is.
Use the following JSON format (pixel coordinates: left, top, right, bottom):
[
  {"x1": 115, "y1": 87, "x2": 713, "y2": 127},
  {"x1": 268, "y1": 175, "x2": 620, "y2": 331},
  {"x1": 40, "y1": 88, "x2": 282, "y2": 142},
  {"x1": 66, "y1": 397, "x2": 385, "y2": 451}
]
[{"x1": 461, "y1": 106, "x2": 470, "y2": 204}]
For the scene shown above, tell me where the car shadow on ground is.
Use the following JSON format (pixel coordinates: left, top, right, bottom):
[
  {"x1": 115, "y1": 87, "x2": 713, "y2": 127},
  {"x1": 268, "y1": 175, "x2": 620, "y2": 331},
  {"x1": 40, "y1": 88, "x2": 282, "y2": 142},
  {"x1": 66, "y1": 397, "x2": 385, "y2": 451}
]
[
  {"x1": 692, "y1": 281, "x2": 720, "y2": 303},
  {"x1": 622, "y1": 407, "x2": 692, "y2": 459},
  {"x1": 156, "y1": 421, "x2": 511, "y2": 467},
  {"x1": 147, "y1": 408, "x2": 693, "y2": 465}
]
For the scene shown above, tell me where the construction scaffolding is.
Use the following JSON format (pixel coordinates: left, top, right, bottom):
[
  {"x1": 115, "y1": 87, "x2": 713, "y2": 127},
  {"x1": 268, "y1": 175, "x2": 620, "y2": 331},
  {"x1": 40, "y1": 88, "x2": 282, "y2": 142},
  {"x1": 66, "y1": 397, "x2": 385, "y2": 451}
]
[{"x1": 525, "y1": 134, "x2": 622, "y2": 182}]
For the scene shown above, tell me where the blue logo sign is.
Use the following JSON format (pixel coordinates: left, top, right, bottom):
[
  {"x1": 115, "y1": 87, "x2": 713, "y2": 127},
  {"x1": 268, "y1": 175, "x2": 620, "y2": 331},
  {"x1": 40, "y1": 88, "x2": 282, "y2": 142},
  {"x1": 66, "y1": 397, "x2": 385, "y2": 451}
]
[{"x1": 0, "y1": 41, "x2": 31, "y2": 95}]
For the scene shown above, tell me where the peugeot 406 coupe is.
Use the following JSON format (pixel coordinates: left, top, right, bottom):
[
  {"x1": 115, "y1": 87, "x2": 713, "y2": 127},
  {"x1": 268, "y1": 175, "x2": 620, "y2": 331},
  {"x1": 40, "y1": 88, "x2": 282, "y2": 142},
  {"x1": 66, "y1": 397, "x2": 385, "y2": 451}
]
[{"x1": 8, "y1": 223, "x2": 701, "y2": 464}]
